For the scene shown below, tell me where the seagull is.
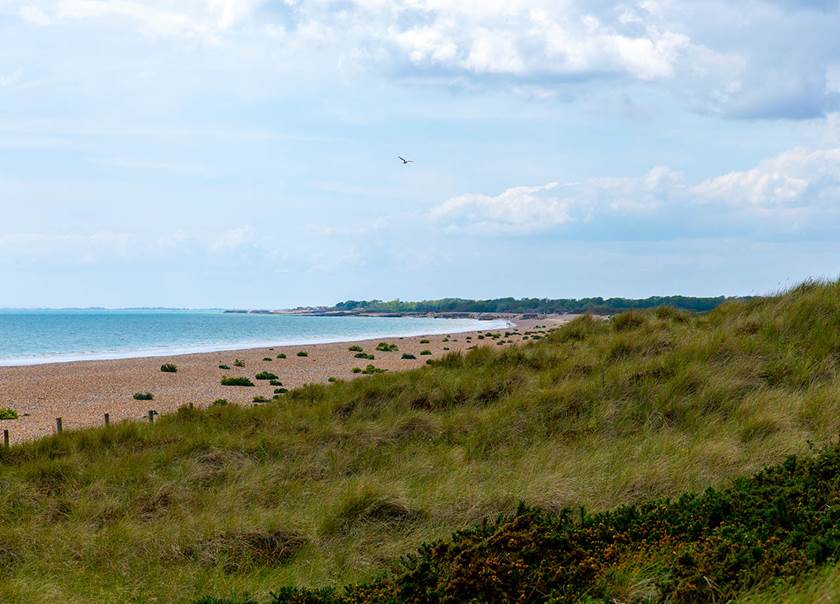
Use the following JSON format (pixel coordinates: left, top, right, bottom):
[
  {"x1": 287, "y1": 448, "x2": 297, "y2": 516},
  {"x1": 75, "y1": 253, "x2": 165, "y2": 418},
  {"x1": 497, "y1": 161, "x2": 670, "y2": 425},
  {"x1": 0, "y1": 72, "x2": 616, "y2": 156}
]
[{"x1": 398, "y1": 156, "x2": 414, "y2": 164}]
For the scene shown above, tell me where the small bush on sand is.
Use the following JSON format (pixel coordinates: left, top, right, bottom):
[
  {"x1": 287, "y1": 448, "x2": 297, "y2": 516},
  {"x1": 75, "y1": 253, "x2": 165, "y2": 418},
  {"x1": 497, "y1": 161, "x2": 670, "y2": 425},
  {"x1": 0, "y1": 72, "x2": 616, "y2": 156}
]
[
  {"x1": 252, "y1": 396, "x2": 270, "y2": 403},
  {"x1": 361, "y1": 364, "x2": 385, "y2": 375},
  {"x1": 351, "y1": 367, "x2": 362, "y2": 374},
  {"x1": 218, "y1": 364, "x2": 230, "y2": 370},
  {"x1": 211, "y1": 399, "x2": 228, "y2": 407},
  {"x1": 262, "y1": 357, "x2": 272, "y2": 362},
  {"x1": 160, "y1": 364, "x2": 177, "y2": 373},
  {"x1": 133, "y1": 392, "x2": 154, "y2": 401},
  {"x1": 296, "y1": 351, "x2": 309, "y2": 357},
  {"x1": 348, "y1": 345, "x2": 363, "y2": 352},
  {"x1": 419, "y1": 339, "x2": 430, "y2": 344},
  {"x1": 233, "y1": 359, "x2": 245, "y2": 368},
  {"x1": 274, "y1": 388, "x2": 288, "y2": 394},
  {"x1": 0, "y1": 408, "x2": 19, "y2": 420},
  {"x1": 354, "y1": 352, "x2": 374, "y2": 359},
  {"x1": 220, "y1": 377, "x2": 254, "y2": 387},
  {"x1": 255, "y1": 371, "x2": 278, "y2": 381},
  {"x1": 420, "y1": 350, "x2": 432, "y2": 356},
  {"x1": 327, "y1": 377, "x2": 337, "y2": 382},
  {"x1": 376, "y1": 342, "x2": 399, "y2": 352},
  {"x1": 269, "y1": 379, "x2": 283, "y2": 387},
  {"x1": 401, "y1": 353, "x2": 417, "y2": 359},
  {"x1": 276, "y1": 353, "x2": 286, "y2": 359}
]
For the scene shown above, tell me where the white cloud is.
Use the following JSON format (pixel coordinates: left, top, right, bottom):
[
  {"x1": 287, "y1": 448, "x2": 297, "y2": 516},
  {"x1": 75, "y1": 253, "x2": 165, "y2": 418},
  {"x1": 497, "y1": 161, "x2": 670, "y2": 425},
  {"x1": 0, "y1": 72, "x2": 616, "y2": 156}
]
[{"x1": 18, "y1": 4, "x2": 51, "y2": 25}]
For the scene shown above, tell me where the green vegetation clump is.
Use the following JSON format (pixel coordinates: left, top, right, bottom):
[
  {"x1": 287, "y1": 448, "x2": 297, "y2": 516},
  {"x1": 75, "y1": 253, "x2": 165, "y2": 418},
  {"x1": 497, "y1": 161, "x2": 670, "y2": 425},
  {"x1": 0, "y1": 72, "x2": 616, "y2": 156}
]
[
  {"x1": 419, "y1": 339, "x2": 430, "y2": 344},
  {"x1": 360, "y1": 364, "x2": 385, "y2": 375},
  {"x1": 252, "y1": 396, "x2": 270, "y2": 403},
  {"x1": 255, "y1": 371, "x2": 278, "y2": 381},
  {"x1": 274, "y1": 388, "x2": 288, "y2": 394},
  {"x1": 218, "y1": 364, "x2": 231, "y2": 370},
  {"x1": 0, "y1": 407, "x2": 19, "y2": 420},
  {"x1": 211, "y1": 399, "x2": 229, "y2": 407},
  {"x1": 401, "y1": 353, "x2": 416, "y2": 360},
  {"x1": 327, "y1": 377, "x2": 337, "y2": 383},
  {"x1": 375, "y1": 342, "x2": 398, "y2": 352},
  {"x1": 233, "y1": 359, "x2": 245, "y2": 368},
  {"x1": 269, "y1": 380, "x2": 283, "y2": 387},
  {"x1": 296, "y1": 352, "x2": 309, "y2": 357},
  {"x1": 348, "y1": 345, "x2": 363, "y2": 352},
  {"x1": 419, "y1": 350, "x2": 432, "y2": 356},
  {"x1": 277, "y1": 353, "x2": 287, "y2": 359},
  {"x1": 220, "y1": 376, "x2": 255, "y2": 387},
  {"x1": 160, "y1": 364, "x2": 177, "y2": 373},
  {"x1": 354, "y1": 353, "x2": 373, "y2": 360},
  {"x1": 132, "y1": 392, "x2": 153, "y2": 401},
  {"x1": 262, "y1": 357, "x2": 272, "y2": 362}
]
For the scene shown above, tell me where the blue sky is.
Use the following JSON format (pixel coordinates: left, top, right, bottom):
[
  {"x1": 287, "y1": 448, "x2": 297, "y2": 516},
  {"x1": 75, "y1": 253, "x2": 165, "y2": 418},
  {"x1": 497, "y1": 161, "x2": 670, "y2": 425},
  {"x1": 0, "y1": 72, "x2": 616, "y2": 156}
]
[{"x1": 2, "y1": 0, "x2": 840, "y2": 307}]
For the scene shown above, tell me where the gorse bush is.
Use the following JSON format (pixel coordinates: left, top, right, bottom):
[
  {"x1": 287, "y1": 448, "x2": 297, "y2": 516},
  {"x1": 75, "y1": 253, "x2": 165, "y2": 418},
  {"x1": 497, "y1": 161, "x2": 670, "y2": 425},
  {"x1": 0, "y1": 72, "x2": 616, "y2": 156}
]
[
  {"x1": 348, "y1": 345, "x2": 363, "y2": 352},
  {"x1": 160, "y1": 364, "x2": 177, "y2": 373},
  {"x1": 220, "y1": 377, "x2": 255, "y2": 387},
  {"x1": 255, "y1": 372, "x2": 278, "y2": 381},
  {"x1": 277, "y1": 353, "x2": 287, "y2": 359}
]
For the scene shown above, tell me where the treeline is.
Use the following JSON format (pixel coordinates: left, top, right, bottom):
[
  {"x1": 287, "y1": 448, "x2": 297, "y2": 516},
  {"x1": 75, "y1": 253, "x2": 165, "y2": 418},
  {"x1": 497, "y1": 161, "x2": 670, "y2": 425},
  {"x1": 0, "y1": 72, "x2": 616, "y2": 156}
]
[{"x1": 333, "y1": 295, "x2": 733, "y2": 315}]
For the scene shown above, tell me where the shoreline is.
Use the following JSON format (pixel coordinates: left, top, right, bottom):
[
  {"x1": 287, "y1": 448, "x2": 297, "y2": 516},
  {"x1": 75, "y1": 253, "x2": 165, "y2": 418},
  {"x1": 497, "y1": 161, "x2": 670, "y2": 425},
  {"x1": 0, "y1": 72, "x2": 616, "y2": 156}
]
[
  {"x1": 0, "y1": 318, "x2": 512, "y2": 368},
  {"x1": 0, "y1": 317, "x2": 574, "y2": 444}
]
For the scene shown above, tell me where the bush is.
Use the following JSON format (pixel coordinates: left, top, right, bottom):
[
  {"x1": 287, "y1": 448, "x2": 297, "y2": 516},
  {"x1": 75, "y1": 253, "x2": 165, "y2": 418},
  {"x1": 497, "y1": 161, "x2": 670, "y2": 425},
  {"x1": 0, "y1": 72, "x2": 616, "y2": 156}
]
[
  {"x1": 233, "y1": 359, "x2": 245, "y2": 368},
  {"x1": 276, "y1": 353, "x2": 287, "y2": 359},
  {"x1": 211, "y1": 399, "x2": 228, "y2": 407},
  {"x1": 255, "y1": 371, "x2": 278, "y2": 381},
  {"x1": 354, "y1": 353, "x2": 374, "y2": 359},
  {"x1": 269, "y1": 379, "x2": 283, "y2": 386},
  {"x1": 262, "y1": 357, "x2": 272, "y2": 362},
  {"x1": 133, "y1": 392, "x2": 153, "y2": 401},
  {"x1": 401, "y1": 353, "x2": 416, "y2": 359},
  {"x1": 296, "y1": 351, "x2": 309, "y2": 357},
  {"x1": 274, "y1": 388, "x2": 288, "y2": 394},
  {"x1": 327, "y1": 377, "x2": 337, "y2": 383},
  {"x1": 419, "y1": 339, "x2": 430, "y2": 344},
  {"x1": 0, "y1": 407, "x2": 19, "y2": 420},
  {"x1": 419, "y1": 350, "x2": 432, "y2": 356},
  {"x1": 375, "y1": 342, "x2": 399, "y2": 352},
  {"x1": 348, "y1": 345, "x2": 363, "y2": 352},
  {"x1": 252, "y1": 396, "x2": 270, "y2": 403},
  {"x1": 218, "y1": 364, "x2": 230, "y2": 370},
  {"x1": 361, "y1": 364, "x2": 385, "y2": 375},
  {"x1": 220, "y1": 377, "x2": 254, "y2": 387},
  {"x1": 351, "y1": 367, "x2": 362, "y2": 374},
  {"x1": 160, "y1": 364, "x2": 177, "y2": 373}
]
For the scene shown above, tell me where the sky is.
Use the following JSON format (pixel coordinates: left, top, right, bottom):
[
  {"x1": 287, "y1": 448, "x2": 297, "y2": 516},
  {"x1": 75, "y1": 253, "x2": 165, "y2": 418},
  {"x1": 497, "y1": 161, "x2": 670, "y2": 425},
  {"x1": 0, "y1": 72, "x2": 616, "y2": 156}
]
[{"x1": 2, "y1": 0, "x2": 840, "y2": 308}]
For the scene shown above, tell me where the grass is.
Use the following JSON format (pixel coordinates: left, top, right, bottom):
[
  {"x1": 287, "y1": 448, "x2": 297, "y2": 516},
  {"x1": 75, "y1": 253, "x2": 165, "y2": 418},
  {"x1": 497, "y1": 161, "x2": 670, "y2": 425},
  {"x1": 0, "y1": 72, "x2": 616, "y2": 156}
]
[
  {"x1": 219, "y1": 364, "x2": 231, "y2": 370},
  {"x1": 2, "y1": 280, "x2": 840, "y2": 603},
  {"x1": 0, "y1": 407, "x2": 18, "y2": 420},
  {"x1": 220, "y1": 377, "x2": 255, "y2": 387},
  {"x1": 132, "y1": 392, "x2": 154, "y2": 401},
  {"x1": 234, "y1": 360, "x2": 246, "y2": 368},
  {"x1": 161, "y1": 364, "x2": 178, "y2": 373}
]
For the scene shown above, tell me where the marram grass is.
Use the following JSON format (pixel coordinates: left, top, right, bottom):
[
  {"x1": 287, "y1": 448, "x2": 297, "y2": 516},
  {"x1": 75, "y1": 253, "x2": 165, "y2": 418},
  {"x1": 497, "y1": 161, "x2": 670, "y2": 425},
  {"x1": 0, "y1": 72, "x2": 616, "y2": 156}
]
[{"x1": 2, "y1": 280, "x2": 840, "y2": 603}]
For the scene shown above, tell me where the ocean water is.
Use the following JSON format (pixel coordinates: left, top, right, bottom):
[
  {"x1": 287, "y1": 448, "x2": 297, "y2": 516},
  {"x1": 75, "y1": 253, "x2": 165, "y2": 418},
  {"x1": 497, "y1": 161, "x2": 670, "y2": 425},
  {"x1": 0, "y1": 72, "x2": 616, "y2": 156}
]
[{"x1": 0, "y1": 309, "x2": 508, "y2": 366}]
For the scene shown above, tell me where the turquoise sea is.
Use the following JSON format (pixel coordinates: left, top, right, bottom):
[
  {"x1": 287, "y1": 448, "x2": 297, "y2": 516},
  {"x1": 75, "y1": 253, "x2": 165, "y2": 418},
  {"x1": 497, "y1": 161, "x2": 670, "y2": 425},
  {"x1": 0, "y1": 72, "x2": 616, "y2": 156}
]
[{"x1": 0, "y1": 309, "x2": 507, "y2": 366}]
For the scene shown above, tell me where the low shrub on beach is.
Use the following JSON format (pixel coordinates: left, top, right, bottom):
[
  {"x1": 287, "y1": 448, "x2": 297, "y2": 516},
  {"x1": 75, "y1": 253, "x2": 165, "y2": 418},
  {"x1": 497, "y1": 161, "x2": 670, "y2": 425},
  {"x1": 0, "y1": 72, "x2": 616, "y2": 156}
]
[
  {"x1": 218, "y1": 364, "x2": 231, "y2": 370},
  {"x1": 354, "y1": 353, "x2": 374, "y2": 360},
  {"x1": 160, "y1": 364, "x2": 177, "y2": 373},
  {"x1": 419, "y1": 350, "x2": 432, "y2": 356},
  {"x1": 133, "y1": 392, "x2": 154, "y2": 401},
  {"x1": 348, "y1": 345, "x2": 363, "y2": 352},
  {"x1": 269, "y1": 379, "x2": 283, "y2": 387},
  {"x1": 327, "y1": 377, "x2": 337, "y2": 383},
  {"x1": 277, "y1": 353, "x2": 287, "y2": 359},
  {"x1": 351, "y1": 367, "x2": 362, "y2": 374},
  {"x1": 255, "y1": 371, "x2": 278, "y2": 381},
  {"x1": 252, "y1": 396, "x2": 270, "y2": 403},
  {"x1": 297, "y1": 352, "x2": 309, "y2": 357},
  {"x1": 211, "y1": 399, "x2": 228, "y2": 407},
  {"x1": 401, "y1": 353, "x2": 416, "y2": 360},
  {"x1": 419, "y1": 339, "x2": 430, "y2": 344},
  {"x1": 262, "y1": 357, "x2": 272, "y2": 362},
  {"x1": 220, "y1": 377, "x2": 254, "y2": 387},
  {"x1": 274, "y1": 388, "x2": 288, "y2": 394},
  {"x1": 360, "y1": 364, "x2": 385, "y2": 375},
  {"x1": 233, "y1": 359, "x2": 245, "y2": 368},
  {"x1": 375, "y1": 342, "x2": 399, "y2": 352},
  {"x1": 0, "y1": 407, "x2": 18, "y2": 420}
]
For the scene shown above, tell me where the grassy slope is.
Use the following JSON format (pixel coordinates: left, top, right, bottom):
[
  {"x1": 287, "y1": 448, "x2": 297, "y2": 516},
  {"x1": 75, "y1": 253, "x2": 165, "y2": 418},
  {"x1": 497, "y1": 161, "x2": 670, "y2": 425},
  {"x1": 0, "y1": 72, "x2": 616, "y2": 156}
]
[{"x1": 1, "y1": 281, "x2": 840, "y2": 603}]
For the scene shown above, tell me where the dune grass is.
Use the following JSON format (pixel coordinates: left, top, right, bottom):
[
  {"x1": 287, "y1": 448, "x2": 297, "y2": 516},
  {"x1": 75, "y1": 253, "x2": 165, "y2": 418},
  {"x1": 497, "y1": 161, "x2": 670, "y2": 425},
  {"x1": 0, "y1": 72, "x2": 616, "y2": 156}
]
[{"x1": 1, "y1": 280, "x2": 840, "y2": 603}]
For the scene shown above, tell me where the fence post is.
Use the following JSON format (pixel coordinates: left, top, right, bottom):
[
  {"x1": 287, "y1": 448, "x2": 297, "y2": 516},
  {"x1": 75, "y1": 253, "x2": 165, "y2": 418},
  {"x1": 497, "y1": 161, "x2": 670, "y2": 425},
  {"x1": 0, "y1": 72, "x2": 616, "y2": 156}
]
[
  {"x1": 104, "y1": 413, "x2": 110, "y2": 427},
  {"x1": 3, "y1": 429, "x2": 8, "y2": 449},
  {"x1": 148, "y1": 410, "x2": 156, "y2": 424},
  {"x1": 55, "y1": 417, "x2": 63, "y2": 434}
]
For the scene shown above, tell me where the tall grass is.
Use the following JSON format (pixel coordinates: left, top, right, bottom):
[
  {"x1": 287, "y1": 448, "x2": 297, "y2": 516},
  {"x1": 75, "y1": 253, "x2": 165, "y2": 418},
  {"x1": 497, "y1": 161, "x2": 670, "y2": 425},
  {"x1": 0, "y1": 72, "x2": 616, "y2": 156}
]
[{"x1": 2, "y1": 280, "x2": 840, "y2": 603}]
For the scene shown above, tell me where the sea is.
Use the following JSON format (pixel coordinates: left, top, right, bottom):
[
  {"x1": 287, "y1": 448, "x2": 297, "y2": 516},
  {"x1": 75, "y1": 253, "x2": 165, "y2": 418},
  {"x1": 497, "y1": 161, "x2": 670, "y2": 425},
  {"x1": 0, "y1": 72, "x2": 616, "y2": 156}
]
[{"x1": 0, "y1": 309, "x2": 508, "y2": 367}]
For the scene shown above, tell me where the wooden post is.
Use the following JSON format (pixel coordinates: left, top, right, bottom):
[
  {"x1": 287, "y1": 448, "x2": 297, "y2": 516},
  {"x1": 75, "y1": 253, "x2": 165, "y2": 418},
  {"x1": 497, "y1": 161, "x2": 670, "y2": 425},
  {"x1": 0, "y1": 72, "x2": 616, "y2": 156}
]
[
  {"x1": 148, "y1": 410, "x2": 156, "y2": 423},
  {"x1": 55, "y1": 417, "x2": 63, "y2": 433},
  {"x1": 3, "y1": 429, "x2": 8, "y2": 449},
  {"x1": 104, "y1": 413, "x2": 110, "y2": 427}
]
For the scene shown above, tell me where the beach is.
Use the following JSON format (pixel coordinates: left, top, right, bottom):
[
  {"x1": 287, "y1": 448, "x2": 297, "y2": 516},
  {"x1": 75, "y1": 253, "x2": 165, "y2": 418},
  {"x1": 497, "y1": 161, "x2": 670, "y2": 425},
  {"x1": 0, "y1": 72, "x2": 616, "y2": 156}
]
[{"x1": 0, "y1": 317, "x2": 571, "y2": 444}]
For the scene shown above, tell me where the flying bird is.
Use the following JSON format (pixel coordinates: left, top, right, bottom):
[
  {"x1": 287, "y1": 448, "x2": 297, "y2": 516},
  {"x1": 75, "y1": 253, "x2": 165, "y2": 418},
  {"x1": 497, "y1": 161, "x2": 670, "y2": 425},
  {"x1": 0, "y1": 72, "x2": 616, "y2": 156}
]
[{"x1": 398, "y1": 156, "x2": 414, "y2": 164}]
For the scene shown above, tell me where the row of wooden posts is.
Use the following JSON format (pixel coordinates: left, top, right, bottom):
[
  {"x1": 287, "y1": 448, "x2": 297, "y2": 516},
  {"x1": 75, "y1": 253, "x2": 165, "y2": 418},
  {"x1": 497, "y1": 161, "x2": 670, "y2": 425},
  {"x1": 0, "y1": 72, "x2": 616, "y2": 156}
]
[{"x1": 2, "y1": 410, "x2": 158, "y2": 449}]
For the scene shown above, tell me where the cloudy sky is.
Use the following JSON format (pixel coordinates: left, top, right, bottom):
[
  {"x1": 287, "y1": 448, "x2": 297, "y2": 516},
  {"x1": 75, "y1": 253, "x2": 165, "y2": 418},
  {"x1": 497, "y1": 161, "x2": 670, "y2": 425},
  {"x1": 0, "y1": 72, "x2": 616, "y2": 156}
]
[{"x1": 2, "y1": 0, "x2": 840, "y2": 307}]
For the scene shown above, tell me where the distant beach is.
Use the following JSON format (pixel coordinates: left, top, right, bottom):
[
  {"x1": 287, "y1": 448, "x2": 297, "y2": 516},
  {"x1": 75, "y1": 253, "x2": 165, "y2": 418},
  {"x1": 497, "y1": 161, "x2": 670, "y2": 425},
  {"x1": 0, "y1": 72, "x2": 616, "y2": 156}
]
[{"x1": 0, "y1": 317, "x2": 572, "y2": 444}]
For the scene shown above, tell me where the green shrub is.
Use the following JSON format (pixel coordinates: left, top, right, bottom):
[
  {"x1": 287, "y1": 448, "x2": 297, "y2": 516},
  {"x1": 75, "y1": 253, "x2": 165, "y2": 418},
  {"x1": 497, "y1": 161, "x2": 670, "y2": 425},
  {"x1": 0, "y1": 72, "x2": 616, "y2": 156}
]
[
  {"x1": 262, "y1": 357, "x2": 272, "y2": 362},
  {"x1": 348, "y1": 345, "x2": 363, "y2": 352},
  {"x1": 233, "y1": 359, "x2": 245, "y2": 368},
  {"x1": 327, "y1": 377, "x2": 337, "y2": 383},
  {"x1": 220, "y1": 377, "x2": 254, "y2": 387},
  {"x1": 361, "y1": 364, "x2": 385, "y2": 375},
  {"x1": 297, "y1": 351, "x2": 309, "y2": 357},
  {"x1": 419, "y1": 350, "x2": 432, "y2": 356},
  {"x1": 419, "y1": 339, "x2": 430, "y2": 344},
  {"x1": 269, "y1": 379, "x2": 283, "y2": 386},
  {"x1": 0, "y1": 407, "x2": 18, "y2": 420},
  {"x1": 210, "y1": 399, "x2": 228, "y2": 407},
  {"x1": 276, "y1": 353, "x2": 287, "y2": 359},
  {"x1": 401, "y1": 353, "x2": 416, "y2": 359},
  {"x1": 132, "y1": 392, "x2": 153, "y2": 401},
  {"x1": 351, "y1": 367, "x2": 362, "y2": 374},
  {"x1": 375, "y1": 342, "x2": 399, "y2": 352},
  {"x1": 255, "y1": 371, "x2": 278, "y2": 381},
  {"x1": 354, "y1": 352, "x2": 374, "y2": 359},
  {"x1": 274, "y1": 388, "x2": 288, "y2": 394},
  {"x1": 252, "y1": 396, "x2": 270, "y2": 403},
  {"x1": 160, "y1": 363, "x2": 177, "y2": 373},
  {"x1": 218, "y1": 364, "x2": 231, "y2": 370}
]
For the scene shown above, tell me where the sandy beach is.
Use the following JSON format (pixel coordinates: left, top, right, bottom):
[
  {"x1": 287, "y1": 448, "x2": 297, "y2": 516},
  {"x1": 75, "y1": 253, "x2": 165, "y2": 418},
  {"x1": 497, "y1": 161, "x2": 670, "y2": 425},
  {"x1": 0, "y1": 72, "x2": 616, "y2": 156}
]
[{"x1": 0, "y1": 317, "x2": 571, "y2": 445}]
